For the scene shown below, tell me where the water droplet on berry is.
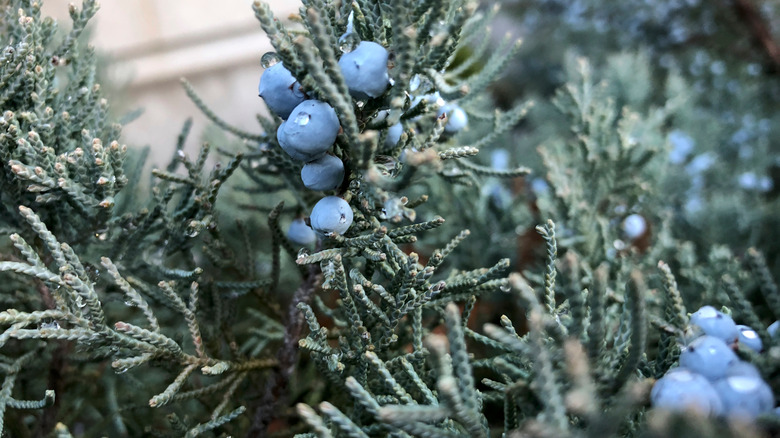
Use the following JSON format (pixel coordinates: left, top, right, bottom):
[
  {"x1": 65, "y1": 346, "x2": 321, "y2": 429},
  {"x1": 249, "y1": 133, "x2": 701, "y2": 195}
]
[
  {"x1": 338, "y1": 32, "x2": 361, "y2": 53},
  {"x1": 261, "y1": 52, "x2": 281, "y2": 69},
  {"x1": 294, "y1": 112, "x2": 311, "y2": 126}
]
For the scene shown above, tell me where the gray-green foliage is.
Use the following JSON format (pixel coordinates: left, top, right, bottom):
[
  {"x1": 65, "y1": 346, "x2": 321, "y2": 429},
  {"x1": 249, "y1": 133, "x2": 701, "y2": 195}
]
[
  {"x1": 0, "y1": 0, "x2": 779, "y2": 437},
  {"x1": 0, "y1": 0, "x2": 124, "y2": 242}
]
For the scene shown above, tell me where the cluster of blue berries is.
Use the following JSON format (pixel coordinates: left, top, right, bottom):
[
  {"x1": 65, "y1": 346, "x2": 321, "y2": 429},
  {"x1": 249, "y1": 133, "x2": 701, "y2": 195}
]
[
  {"x1": 259, "y1": 35, "x2": 396, "y2": 241},
  {"x1": 258, "y1": 54, "x2": 350, "y2": 239},
  {"x1": 651, "y1": 305, "x2": 776, "y2": 420},
  {"x1": 259, "y1": 27, "x2": 472, "y2": 243}
]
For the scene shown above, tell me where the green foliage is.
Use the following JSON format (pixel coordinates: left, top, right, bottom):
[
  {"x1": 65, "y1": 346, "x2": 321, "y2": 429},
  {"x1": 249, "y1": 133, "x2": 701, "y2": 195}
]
[
  {"x1": 0, "y1": 0, "x2": 778, "y2": 437},
  {"x1": 0, "y1": 0, "x2": 125, "y2": 242}
]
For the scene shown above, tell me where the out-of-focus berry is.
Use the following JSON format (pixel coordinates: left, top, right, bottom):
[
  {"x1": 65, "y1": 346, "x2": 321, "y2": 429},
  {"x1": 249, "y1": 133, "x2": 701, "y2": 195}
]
[
  {"x1": 736, "y1": 325, "x2": 762, "y2": 352},
  {"x1": 690, "y1": 305, "x2": 739, "y2": 344},
  {"x1": 287, "y1": 218, "x2": 316, "y2": 246},
  {"x1": 651, "y1": 368, "x2": 724, "y2": 416},
  {"x1": 679, "y1": 335, "x2": 738, "y2": 381}
]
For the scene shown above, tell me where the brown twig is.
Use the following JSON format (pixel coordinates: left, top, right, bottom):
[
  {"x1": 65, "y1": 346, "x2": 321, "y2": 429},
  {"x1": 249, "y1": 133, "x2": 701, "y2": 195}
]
[
  {"x1": 247, "y1": 265, "x2": 320, "y2": 438},
  {"x1": 731, "y1": 0, "x2": 780, "y2": 72}
]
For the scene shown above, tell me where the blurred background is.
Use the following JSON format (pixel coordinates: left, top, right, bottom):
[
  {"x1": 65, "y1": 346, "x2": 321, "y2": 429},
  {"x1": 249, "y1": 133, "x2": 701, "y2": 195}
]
[{"x1": 40, "y1": 0, "x2": 299, "y2": 161}]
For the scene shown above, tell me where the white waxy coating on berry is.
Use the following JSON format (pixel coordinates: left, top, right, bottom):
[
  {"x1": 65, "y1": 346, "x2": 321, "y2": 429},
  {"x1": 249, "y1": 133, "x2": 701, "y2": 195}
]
[
  {"x1": 258, "y1": 63, "x2": 305, "y2": 119},
  {"x1": 621, "y1": 214, "x2": 647, "y2": 240},
  {"x1": 713, "y1": 375, "x2": 774, "y2": 419},
  {"x1": 651, "y1": 368, "x2": 724, "y2": 416},
  {"x1": 694, "y1": 306, "x2": 720, "y2": 319},
  {"x1": 680, "y1": 335, "x2": 738, "y2": 381},
  {"x1": 725, "y1": 361, "x2": 762, "y2": 379},
  {"x1": 277, "y1": 100, "x2": 340, "y2": 162},
  {"x1": 287, "y1": 218, "x2": 317, "y2": 246},
  {"x1": 690, "y1": 305, "x2": 739, "y2": 344},
  {"x1": 301, "y1": 154, "x2": 345, "y2": 191},
  {"x1": 737, "y1": 325, "x2": 763, "y2": 352},
  {"x1": 438, "y1": 103, "x2": 468, "y2": 133},
  {"x1": 310, "y1": 196, "x2": 353, "y2": 237},
  {"x1": 338, "y1": 41, "x2": 390, "y2": 99}
]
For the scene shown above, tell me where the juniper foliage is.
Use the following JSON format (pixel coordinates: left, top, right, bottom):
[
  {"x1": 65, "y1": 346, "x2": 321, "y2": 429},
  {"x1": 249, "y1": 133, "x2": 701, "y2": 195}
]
[{"x1": 0, "y1": 0, "x2": 778, "y2": 437}]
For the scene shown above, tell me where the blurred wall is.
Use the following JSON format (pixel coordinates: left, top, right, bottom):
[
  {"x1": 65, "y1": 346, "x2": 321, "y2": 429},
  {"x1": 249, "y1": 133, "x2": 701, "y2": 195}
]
[{"x1": 41, "y1": 1, "x2": 301, "y2": 163}]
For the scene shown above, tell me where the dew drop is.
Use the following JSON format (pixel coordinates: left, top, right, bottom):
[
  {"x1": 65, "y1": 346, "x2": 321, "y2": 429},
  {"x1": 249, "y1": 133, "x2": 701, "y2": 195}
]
[
  {"x1": 260, "y1": 52, "x2": 281, "y2": 69},
  {"x1": 338, "y1": 32, "x2": 361, "y2": 53},
  {"x1": 40, "y1": 320, "x2": 60, "y2": 330},
  {"x1": 294, "y1": 112, "x2": 311, "y2": 126}
]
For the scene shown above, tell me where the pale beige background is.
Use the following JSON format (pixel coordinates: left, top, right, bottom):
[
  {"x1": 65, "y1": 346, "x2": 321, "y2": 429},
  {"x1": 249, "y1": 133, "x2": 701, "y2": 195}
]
[{"x1": 41, "y1": 1, "x2": 301, "y2": 161}]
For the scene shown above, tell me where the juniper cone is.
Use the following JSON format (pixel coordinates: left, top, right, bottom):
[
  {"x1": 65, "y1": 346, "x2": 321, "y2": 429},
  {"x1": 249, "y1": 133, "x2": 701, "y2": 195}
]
[
  {"x1": 277, "y1": 99, "x2": 340, "y2": 162},
  {"x1": 651, "y1": 368, "x2": 725, "y2": 417},
  {"x1": 309, "y1": 196, "x2": 353, "y2": 236},
  {"x1": 690, "y1": 305, "x2": 740, "y2": 344},
  {"x1": 680, "y1": 335, "x2": 739, "y2": 381},
  {"x1": 287, "y1": 218, "x2": 317, "y2": 246},
  {"x1": 338, "y1": 41, "x2": 391, "y2": 99},
  {"x1": 258, "y1": 62, "x2": 306, "y2": 119},
  {"x1": 300, "y1": 154, "x2": 345, "y2": 191}
]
